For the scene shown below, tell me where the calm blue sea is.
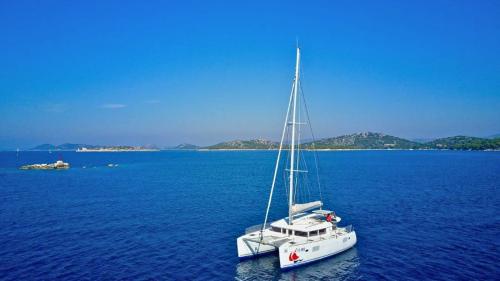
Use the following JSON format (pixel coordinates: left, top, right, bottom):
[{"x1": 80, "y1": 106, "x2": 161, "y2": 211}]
[{"x1": 0, "y1": 151, "x2": 498, "y2": 280}]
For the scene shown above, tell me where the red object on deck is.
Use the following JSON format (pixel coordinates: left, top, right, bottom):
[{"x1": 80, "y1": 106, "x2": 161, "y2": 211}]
[{"x1": 326, "y1": 213, "x2": 332, "y2": 222}]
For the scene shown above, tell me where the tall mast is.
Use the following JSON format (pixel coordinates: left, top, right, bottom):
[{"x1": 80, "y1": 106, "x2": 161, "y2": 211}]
[{"x1": 289, "y1": 47, "x2": 300, "y2": 225}]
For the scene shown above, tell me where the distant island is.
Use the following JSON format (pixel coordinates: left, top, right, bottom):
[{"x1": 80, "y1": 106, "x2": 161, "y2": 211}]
[
  {"x1": 30, "y1": 143, "x2": 159, "y2": 152},
  {"x1": 29, "y1": 132, "x2": 500, "y2": 152},
  {"x1": 195, "y1": 132, "x2": 500, "y2": 151},
  {"x1": 425, "y1": 136, "x2": 500, "y2": 150},
  {"x1": 303, "y1": 132, "x2": 419, "y2": 150},
  {"x1": 77, "y1": 146, "x2": 159, "y2": 152},
  {"x1": 169, "y1": 143, "x2": 200, "y2": 150},
  {"x1": 204, "y1": 139, "x2": 277, "y2": 150}
]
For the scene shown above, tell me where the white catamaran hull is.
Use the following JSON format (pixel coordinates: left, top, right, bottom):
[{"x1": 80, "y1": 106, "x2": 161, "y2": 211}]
[
  {"x1": 279, "y1": 231, "x2": 357, "y2": 269},
  {"x1": 237, "y1": 235, "x2": 277, "y2": 259}
]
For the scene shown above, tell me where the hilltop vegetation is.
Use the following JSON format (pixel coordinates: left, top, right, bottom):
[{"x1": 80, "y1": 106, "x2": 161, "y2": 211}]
[
  {"x1": 426, "y1": 136, "x2": 500, "y2": 150},
  {"x1": 304, "y1": 132, "x2": 421, "y2": 149},
  {"x1": 205, "y1": 139, "x2": 278, "y2": 150},
  {"x1": 194, "y1": 133, "x2": 500, "y2": 151}
]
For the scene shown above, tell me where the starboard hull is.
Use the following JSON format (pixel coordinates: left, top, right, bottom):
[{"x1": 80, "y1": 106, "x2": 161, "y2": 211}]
[{"x1": 278, "y1": 231, "x2": 357, "y2": 269}]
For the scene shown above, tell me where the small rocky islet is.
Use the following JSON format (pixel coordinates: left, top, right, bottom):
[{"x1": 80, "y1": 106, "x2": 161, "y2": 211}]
[{"x1": 20, "y1": 160, "x2": 70, "y2": 170}]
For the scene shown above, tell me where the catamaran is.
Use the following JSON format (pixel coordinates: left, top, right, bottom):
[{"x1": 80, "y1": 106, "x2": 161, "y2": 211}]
[{"x1": 237, "y1": 47, "x2": 357, "y2": 269}]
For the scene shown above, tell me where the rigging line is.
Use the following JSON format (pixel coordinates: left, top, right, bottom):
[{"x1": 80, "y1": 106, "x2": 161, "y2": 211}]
[
  {"x1": 283, "y1": 123, "x2": 291, "y2": 204},
  {"x1": 299, "y1": 79, "x2": 324, "y2": 205},
  {"x1": 303, "y1": 173, "x2": 310, "y2": 203},
  {"x1": 294, "y1": 87, "x2": 301, "y2": 205},
  {"x1": 261, "y1": 81, "x2": 294, "y2": 234},
  {"x1": 283, "y1": 173, "x2": 289, "y2": 205},
  {"x1": 301, "y1": 153, "x2": 310, "y2": 202},
  {"x1": 298, "y1": 156, "x2": 309, "y2": 203},
  {"x1": 301, "y1": 150, "x2": 312, "y2": 202},
  {"x1": 295, "y1": 174, "x2": 304, "y2": 204},
  {"x1": 302, "y1": 169, "x2": 309, "y2": 203},
  {"x1": 293, "y1": 164, "x2": 299, "y2": 204},
  {"x1": 283, "y1": 159, "x2": 289, "y2": 203},
  {"x1": 296, "y1": 114, "x2": 308, "y2": 203},
  {"x1": 298, "y1": 86, "x2": 313, "y2": 203}
]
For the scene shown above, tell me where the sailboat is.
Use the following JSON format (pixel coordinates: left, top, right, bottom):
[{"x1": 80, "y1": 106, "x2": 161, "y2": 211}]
[{"x1": 237, "y1": 47, "x2": 357, "y2": 269}]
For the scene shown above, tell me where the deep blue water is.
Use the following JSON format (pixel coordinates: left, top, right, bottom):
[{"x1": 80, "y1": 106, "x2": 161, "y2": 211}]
[{"x1": 0, "y1": 151, "x2": 499, "y2": 280}]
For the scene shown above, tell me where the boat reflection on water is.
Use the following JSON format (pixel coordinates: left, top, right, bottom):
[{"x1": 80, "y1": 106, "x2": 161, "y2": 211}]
[{"x1": 235, "y1": 247, "x2": 360, "y2": 281}]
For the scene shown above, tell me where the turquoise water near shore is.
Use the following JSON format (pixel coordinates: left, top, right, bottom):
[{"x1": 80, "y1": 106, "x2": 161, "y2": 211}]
[{"x1": 0, "y1": 151, "x2": 499, "y2": 280}]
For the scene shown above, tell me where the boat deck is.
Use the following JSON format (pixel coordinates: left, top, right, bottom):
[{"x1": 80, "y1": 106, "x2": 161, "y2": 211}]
[{"x1": 244, "y1": 235, "x2": 292, "y2": 247}]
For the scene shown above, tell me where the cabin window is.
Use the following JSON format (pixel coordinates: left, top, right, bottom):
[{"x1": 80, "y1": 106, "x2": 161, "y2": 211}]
[
  {"x1": 295, "y1": 231, "x2": 307, "y2": 237},
  {"x1": 309, "y1": 230, "x2": 318, "y2": 237},
  {"x1": 272, "y1": 227, "x2": 282, "y2": 233},
  {"x1": 288, "y1": 229, "x2": 293, "y2": 235},
  {"x1": 319, "y1": 228, "x2": 326, "y2": 235}
]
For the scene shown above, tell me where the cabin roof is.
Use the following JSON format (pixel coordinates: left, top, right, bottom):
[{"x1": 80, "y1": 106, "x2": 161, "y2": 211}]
[{"x1": 270, "y1": 213, "x2": 336, "y2": 232}]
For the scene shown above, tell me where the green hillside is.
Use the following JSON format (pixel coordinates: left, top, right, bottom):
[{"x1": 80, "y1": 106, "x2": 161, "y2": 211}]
[
  {"x1": 426, "y1": 136, "x2": 500, "y2": 150},
  {"x1": 205, "y1": 139, "x2": 278, "y2": 149},
  {"x1": 304, "y1": 132, "x2": 422, "y2": 149}
]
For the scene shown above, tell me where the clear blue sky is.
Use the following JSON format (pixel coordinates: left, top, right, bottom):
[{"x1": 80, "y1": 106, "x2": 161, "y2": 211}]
[{"x1": 1, "y1": 0, "x2": 499, "y2": 148}]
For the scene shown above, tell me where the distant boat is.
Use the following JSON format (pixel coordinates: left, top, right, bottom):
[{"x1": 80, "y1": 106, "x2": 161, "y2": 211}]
[{"x1": 237, "y1": 47, "x2": 357, "y2": 269}]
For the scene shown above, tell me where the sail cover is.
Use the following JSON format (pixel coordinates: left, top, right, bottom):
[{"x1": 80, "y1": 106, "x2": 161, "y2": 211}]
[{"x1": 291, "y1": 201, "x2": 323, "y2": 215}]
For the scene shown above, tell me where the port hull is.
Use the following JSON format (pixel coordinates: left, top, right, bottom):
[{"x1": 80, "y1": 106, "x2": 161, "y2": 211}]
[{"x1": 237, "y1": 235, "x2": 277, "y2": 259}]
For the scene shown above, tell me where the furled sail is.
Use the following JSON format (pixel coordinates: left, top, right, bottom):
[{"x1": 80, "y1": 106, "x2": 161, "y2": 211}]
[{"x1": 291, "y1": 201, "x2": 323, "y2": 215}]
